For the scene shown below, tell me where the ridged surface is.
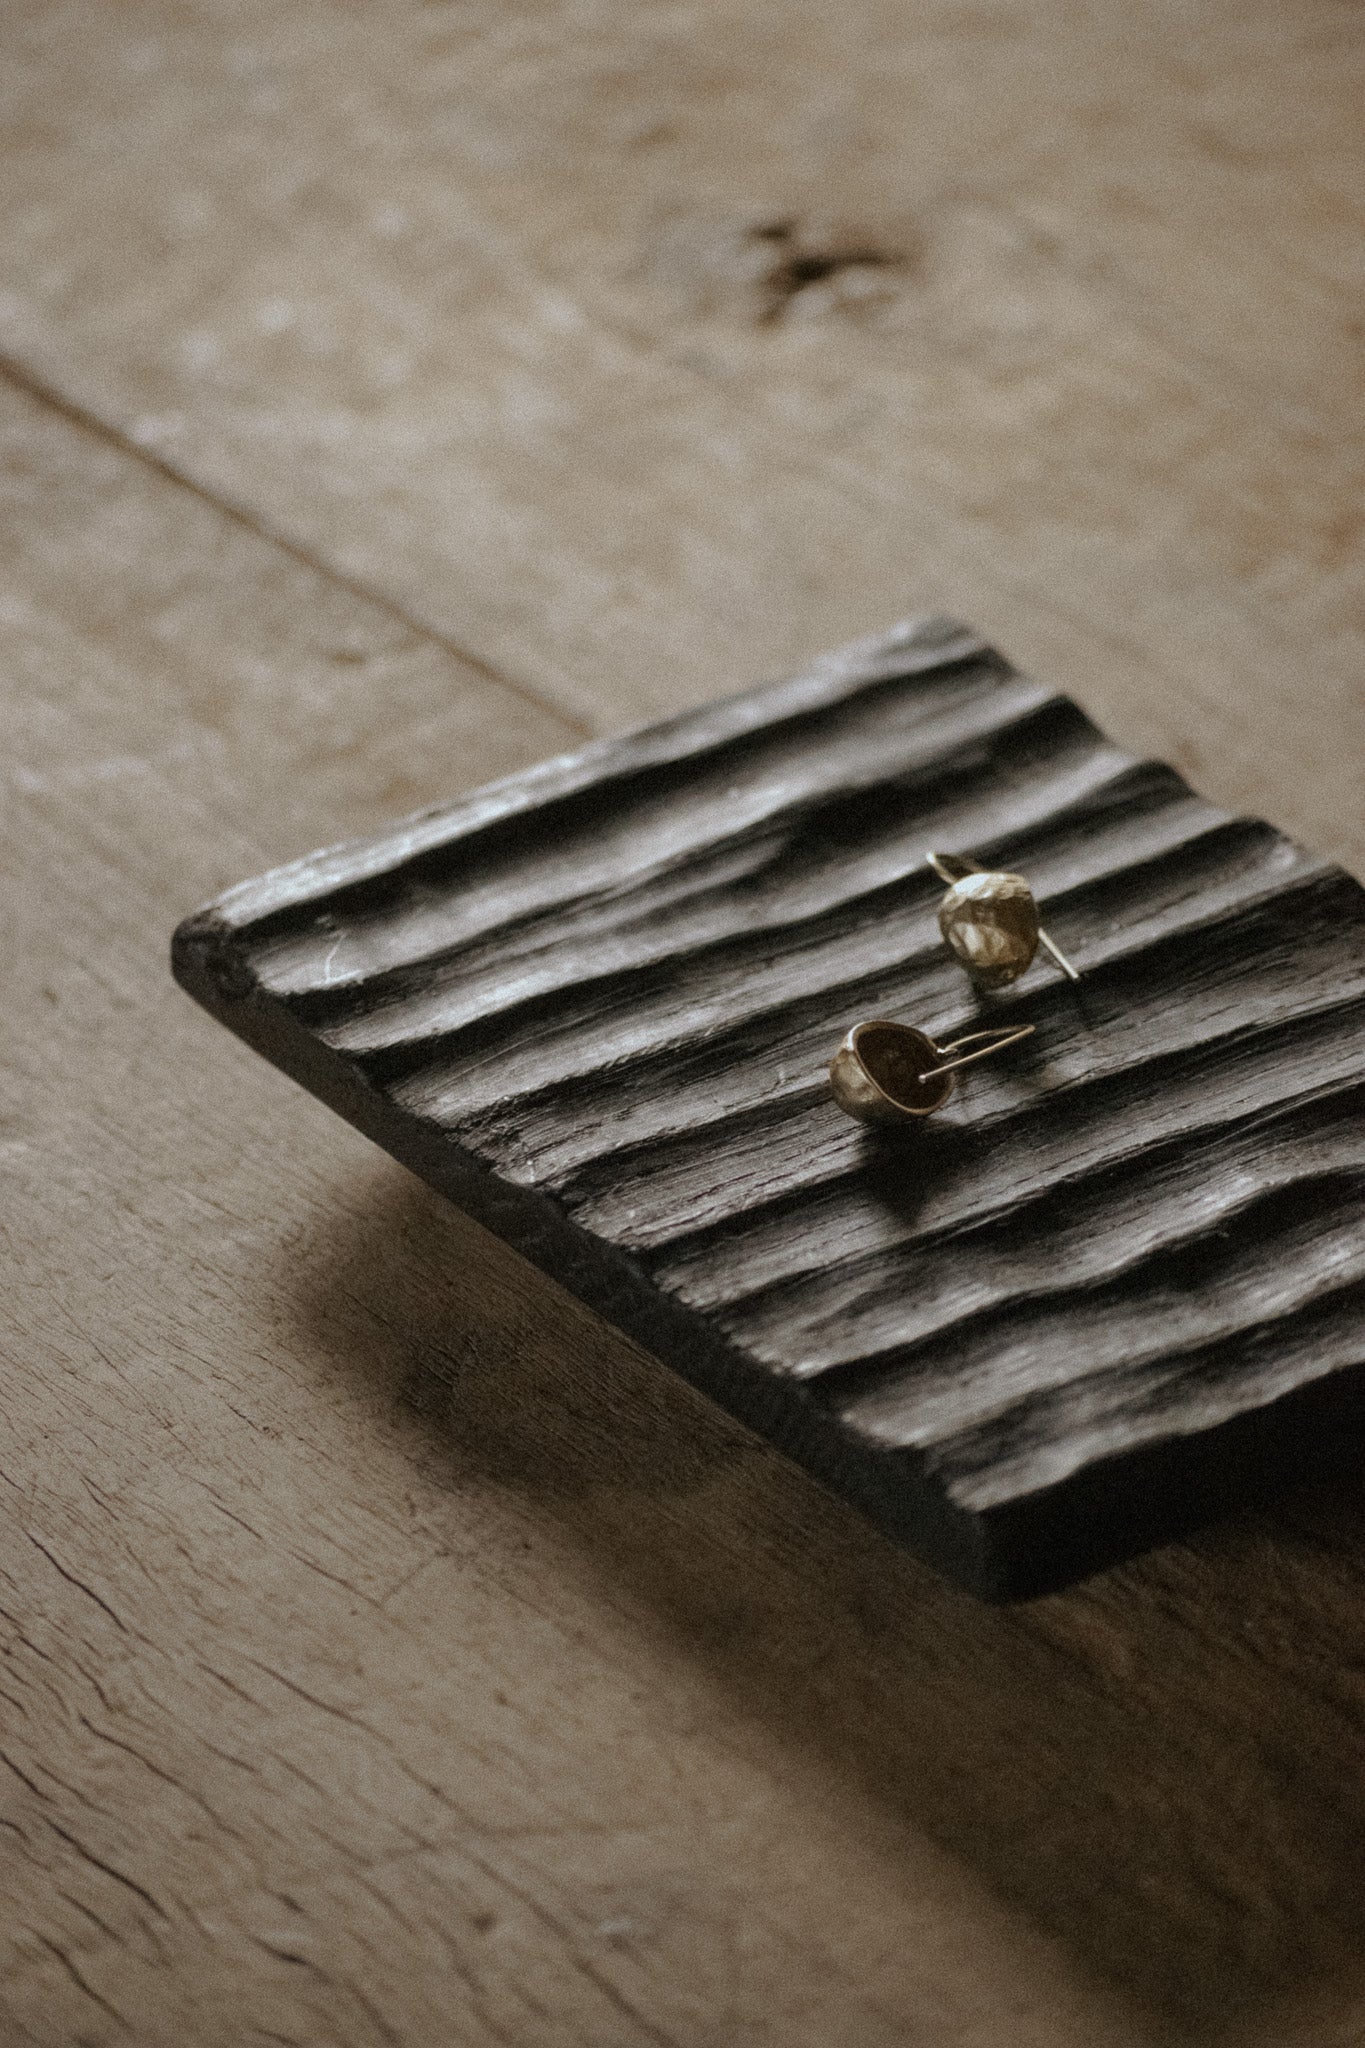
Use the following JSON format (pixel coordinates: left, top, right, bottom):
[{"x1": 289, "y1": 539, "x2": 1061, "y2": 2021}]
[{"x1": 174, "y1": 618, "x2": 1365, "y2": 1595}]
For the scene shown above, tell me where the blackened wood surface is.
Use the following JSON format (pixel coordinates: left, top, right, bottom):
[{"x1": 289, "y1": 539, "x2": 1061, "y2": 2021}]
[{"x1": 173, "y1": 618, "x2": 1365, "y2": 1597}]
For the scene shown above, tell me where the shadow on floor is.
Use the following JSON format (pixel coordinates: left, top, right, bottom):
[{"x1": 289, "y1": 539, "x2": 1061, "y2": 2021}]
[{"x1": 279, "y1": 1162, "x2": 1365, "y2": 2044}]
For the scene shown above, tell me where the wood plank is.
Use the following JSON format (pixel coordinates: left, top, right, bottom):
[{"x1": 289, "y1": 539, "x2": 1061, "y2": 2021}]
[
  {"x1": 172, "y1": 618, "x2": 1365, "y2": 1600},
  {"x1": 0, "y1": 383, "x2": 1156, "y2": 2045},
  {"x1": 1, "y1": 0, "x2": 1362, "y2": 877}
]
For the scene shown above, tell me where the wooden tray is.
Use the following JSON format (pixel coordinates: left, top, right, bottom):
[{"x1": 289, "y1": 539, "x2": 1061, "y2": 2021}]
[{"x1": 172, "y1": 618, "x2": 1365, "y2": 1597}]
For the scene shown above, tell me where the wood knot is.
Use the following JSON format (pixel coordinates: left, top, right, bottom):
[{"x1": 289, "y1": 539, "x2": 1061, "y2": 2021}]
[
  {"x1": 745, "y1": 219, "x2": 904, "y2": 325},
  {"x1": 650, "y1": 214, "x2": 913, "y2": 328}
]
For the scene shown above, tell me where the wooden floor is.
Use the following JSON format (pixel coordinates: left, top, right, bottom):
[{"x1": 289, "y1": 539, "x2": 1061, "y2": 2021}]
[{"x1": 2, "y1": 3, "x2": 1362, "y2": 2042}]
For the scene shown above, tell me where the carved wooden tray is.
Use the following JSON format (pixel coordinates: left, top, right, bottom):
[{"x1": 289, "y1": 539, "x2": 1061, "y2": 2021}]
[{"x1": 173, "y1": 619, "x2": 1365, "y2": 1597}]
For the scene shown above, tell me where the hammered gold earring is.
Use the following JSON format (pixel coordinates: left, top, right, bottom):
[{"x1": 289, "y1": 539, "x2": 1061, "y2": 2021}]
[
  {"x1": 829, "y1": 1019, "x2": 1035, "y2": 1128},
  {"x1": 928, "y1": 852, "x2": 1080, "y2": 989}
]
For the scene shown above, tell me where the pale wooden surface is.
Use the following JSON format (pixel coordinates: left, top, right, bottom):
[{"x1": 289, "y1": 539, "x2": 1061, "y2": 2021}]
[{"x1": 1, "y1": 0, "x2": 1363, "y2": 2041}]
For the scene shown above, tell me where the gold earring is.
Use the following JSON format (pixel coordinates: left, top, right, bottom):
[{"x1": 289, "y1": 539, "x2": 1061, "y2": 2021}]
[
  {"x1": 928, "y1": 852, "x2": 1080, "y2": 989},
  {"x1": 829, "y1": 1019, "x2": 1035, "y2": 1128}
]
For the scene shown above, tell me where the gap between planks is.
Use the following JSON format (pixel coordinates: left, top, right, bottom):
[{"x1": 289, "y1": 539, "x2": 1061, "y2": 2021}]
[{"x1": 0, "y1": 344, "x2": 592, "y2": 746}]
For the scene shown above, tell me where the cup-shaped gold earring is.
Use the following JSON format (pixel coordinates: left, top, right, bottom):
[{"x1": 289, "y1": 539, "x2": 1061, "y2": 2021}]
[
  {"x1": 829, "y1": 1019, "x2": 1035, "y2": 1128},
  {"x1": 928, "y1": 852, "x2": 1080, "y2": 989}
]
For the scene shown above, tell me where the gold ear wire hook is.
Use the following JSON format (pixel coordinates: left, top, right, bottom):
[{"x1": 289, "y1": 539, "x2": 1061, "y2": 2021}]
[
  {"x1": 922, "y1": 1023, "x2": 1036, "y2": 1080},
  {"x1": 927, "y1": 851, "x2": 1081, "y2": 985}
]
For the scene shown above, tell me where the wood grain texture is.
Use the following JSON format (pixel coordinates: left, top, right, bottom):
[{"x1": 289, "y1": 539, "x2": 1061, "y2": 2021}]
[
  {"x1": 1, "y1": 0, "x2": 1363, "y2": 878},
  {"x1": 2, "y1": 378, "x2": 1160, "y2": 2048},
  {"x1": 174, "y1": 618, "x2": 1365, "y2": 1598},
  {"x1": 5, "y1": 0, "x2": 1365, "y2": 2042}
]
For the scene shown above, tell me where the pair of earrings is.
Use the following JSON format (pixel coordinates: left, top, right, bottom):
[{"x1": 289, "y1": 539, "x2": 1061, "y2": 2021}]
[{"x1": 829, "y1": 852, "x2": 1078, "y2": 1128}]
